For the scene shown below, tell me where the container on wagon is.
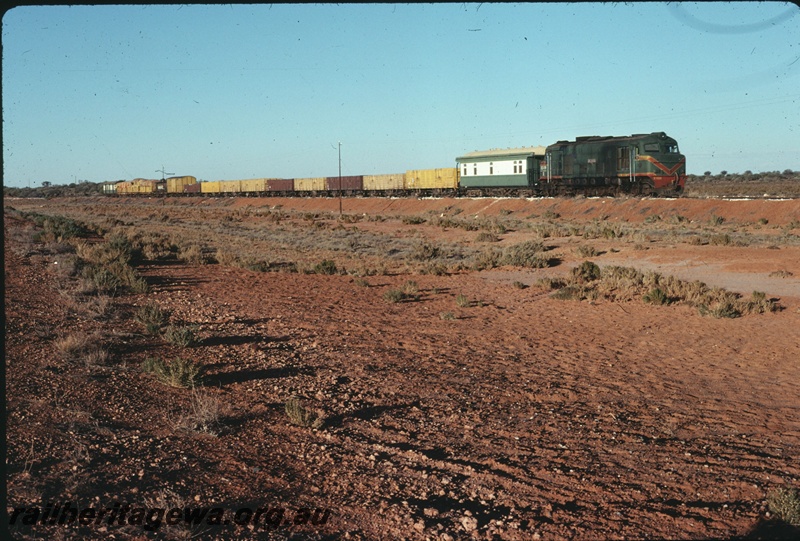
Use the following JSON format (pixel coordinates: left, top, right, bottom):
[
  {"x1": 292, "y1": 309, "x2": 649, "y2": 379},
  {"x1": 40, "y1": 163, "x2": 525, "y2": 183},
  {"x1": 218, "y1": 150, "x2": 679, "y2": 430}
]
[
  {"x1": 363, "y1": 173, "x2": 405, "y2": 192},
  {"x1": 325, "y1": 175, "x2": 363, "y2": 191},
  {"x1": 405, "y1": 168, "x2": 459, "y2": 190},
  {"x1": 166, "y1": 176, "x2": 198, "y2": 193},
  {"x1": 219, "y1": 180, "x2": 242, "y2": 193},
  {"x1": 267, "y1": 178, "x2": 294, "y2": 192},
  {"x1": 294, "y1": 177, "x2": 326, "y2": 191},
  {"x1": 239, "y1": 178, "x2": 267, "y2": 193},
  {"x1": 201, "y1": 181, "x2": 221, "y2": 194}
]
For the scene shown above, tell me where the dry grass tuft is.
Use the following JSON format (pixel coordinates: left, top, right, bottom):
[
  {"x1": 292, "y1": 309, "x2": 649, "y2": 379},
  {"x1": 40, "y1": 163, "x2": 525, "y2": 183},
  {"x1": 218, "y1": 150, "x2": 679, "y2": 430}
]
[
  {"x1": 135, "y1": 301, "x2": 167, "y2": 334},
  {"x1": 285, "y1": 396, "x2": 323, "y2": 428},
  {"x1": 767, "y1": 486, "x2": 800, "y2": 526},
  {"x1": 142, "y1": 356, "x2": 200, "y2": 388},
  {"x1": 174, "y1": 388, "x2": 222, "y2": 435},
  {"x1": 548, "y1": 263, "x2": 780, "y2": 317}
]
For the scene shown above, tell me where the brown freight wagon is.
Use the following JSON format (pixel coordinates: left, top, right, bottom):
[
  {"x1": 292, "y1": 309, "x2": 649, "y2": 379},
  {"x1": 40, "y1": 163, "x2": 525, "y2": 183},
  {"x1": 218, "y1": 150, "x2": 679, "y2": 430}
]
[
  {"x1": 325, "y1": 175, "x2": 363, "y2": 191},
  {"x1": 267, "y1": 178, "x2": 294, "y2": 192},
  {"x1": 183, "y1": 182, "x2": 202, "y2": 194}
]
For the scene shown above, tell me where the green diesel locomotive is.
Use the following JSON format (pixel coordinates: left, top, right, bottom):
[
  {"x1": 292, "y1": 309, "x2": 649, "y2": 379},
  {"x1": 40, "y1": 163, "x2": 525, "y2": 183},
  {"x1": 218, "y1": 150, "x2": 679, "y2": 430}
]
[{"x1": 542, "y1": 132, "x2": 686, "y2": 195}]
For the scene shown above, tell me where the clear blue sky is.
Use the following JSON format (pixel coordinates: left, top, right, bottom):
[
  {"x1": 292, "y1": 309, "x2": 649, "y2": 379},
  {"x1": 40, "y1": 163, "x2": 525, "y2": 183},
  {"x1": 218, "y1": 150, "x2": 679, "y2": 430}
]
[{"x1": 3, "y1": 2, "x2": 799, "y2": 187}]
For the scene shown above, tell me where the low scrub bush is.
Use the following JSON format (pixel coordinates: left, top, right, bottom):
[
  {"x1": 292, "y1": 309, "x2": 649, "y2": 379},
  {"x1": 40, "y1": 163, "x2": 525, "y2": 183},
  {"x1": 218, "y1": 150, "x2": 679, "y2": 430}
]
[
  {"x1": 475, "y1": 231, "x2": 499, "y2": 243},
  {"x1": 767, "y1": 486, "x2": 800, "y2": 526},
  {"x1": 54, "y1": 332, "x2": 90, "y2": 360},
  {"x1": 141, "y1": 356, "x2": 200, "y2": 388},
  {"x1": 162, "y1": 324, "x2": 199, "y2": 348},
  {"x1": 548, "y1": 263, "x2": 779, "y2": 317},
  {"x1": 73, "y1": 234, "x2": 149, "y2": 294},
  {"x1": 572, "y1": 261, "x2": 601, "y2": 283},
  {"x1": 175, "y1": 389, "x2": 222, "y2": 435},
  {"x1": 471, "y1": 248, "x2": 503, "y2": 271},
  {"x1": 312, "y1": 259, "x2": 338, "y2": 275},
  {"x1": 550, "y1": 285, "x2": 584, "y2": 301},
  {"x1": 383, "y1": 288, "x2": 406, "y2": 303},
  {"x1": 179, "y1": 244, "x2": 208, "y2": 265},
  {"x1": 215, "y1": 248, "x2": 239, "y2": 267},
  {"x1": 25, "y1": 212, "x2": 94, "y2": 243},
  {"x1": 383, "y1": 281, "x2": 420, "y2": 303},
  {"x1": 502, "y1": 240, "x2": 548, "y2": 268},
  {"x1": 81, "y1": 264, "x2": 122, "y2": 295},
  {"x1": 135, "y1": 301, "x2": 167, "y2": 334},
  {"x1": 574, "y1": 245, "x2": 598, "y2": 258},
  {"x1": 285, "y1": 397, "x2": 323, "y2": 428},
  {"x1": 643, "y1": 287, "x2": 669, "y2": 305},
  {"x1": 709, "y1": 233, "x2": 731, "y2": 246},
  {"x1": 536, "y1": 276, "x2": 566, "y2": 290},
  {"x1": 402, "y1": 215, "x2": 426, "y2": 225},
  {"x1": 419, "y1": 262, "x2": 448, "y2": 276},
  {"x1": 412, "y1": 241, "x2": 440, "y2": 261}
]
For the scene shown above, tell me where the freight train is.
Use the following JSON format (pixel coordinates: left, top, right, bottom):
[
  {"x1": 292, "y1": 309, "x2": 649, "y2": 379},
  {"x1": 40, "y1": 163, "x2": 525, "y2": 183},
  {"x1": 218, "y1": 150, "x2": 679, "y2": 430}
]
[{"x1": 107, "y1": 132, "x2": 686, "y2": 198}]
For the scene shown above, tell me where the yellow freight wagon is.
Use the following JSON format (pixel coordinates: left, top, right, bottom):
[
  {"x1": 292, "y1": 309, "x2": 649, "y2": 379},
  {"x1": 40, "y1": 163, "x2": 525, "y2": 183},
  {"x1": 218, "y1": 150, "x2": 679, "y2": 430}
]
[
  {"x1": 201, "y1": 181, "x2": 221, "y2": 194},
  {"x1": 131, "y1": 179, "x2": 159, "y2": 193},
  {"x1": 219, "y1": 180, "x2": 242, "y2": 193},
  {"x1": 294, "y1": 177, "x2": 326, "y2": 191},
  {"x1": 404, "y1": 168, "x2": 459, "y2": 190},
  {"x1": 240, "y1": 178, "x2": 267, "y2": 193},
  {"x1": 115, "y1": 181, "x2": 134, "y2": 194},
  {"x1": 166, "y1": 176, "x2": 197, "y2": 193},
  {"x1": 363, "y1": 173, "x2": 405, "y2": 192}
]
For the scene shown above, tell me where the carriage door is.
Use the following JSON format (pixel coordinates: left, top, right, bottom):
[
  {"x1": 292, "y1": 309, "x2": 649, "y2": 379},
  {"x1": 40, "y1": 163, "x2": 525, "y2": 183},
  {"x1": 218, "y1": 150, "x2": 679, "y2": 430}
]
[
  {"x1": 527, "y1": 156, "x2": 540, "y2": 187},
  {"x1": 617, "y1": 146, "x2": 631, "y2": 186}
]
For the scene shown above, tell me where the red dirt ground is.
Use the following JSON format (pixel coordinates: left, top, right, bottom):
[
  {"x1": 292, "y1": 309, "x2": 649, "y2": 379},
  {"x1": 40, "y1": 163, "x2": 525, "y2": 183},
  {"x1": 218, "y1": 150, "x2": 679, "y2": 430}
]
[{"x1": 5, "y1": 196, "x2": 800, "y2": 540}]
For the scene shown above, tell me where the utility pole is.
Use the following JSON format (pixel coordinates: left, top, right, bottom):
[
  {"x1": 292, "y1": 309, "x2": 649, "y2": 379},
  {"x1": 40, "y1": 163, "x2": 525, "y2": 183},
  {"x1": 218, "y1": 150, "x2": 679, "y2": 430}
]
[
  {"x1": 338, "y1": 141, "x2": 342, "y2": 216},
  {"x1": 156, "y1": 166, "x2": 173, "y2": 181}
]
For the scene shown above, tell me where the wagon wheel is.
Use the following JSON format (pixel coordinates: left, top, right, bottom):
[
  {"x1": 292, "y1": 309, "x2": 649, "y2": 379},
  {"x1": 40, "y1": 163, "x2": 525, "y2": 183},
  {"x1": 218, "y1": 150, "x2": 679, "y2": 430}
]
[{"x1": 638, "y1": 179, "x2": 656, "y2": 196}]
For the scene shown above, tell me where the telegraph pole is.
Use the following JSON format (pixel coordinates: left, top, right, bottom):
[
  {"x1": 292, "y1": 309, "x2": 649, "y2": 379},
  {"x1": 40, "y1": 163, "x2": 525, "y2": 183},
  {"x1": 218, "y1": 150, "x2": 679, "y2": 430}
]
[
  {"x1": 338, "y1": 141, "x2": 342, "y2": 216},
  {"x1": 156, "y1": 166, "x2": 173, "y2": 181}
]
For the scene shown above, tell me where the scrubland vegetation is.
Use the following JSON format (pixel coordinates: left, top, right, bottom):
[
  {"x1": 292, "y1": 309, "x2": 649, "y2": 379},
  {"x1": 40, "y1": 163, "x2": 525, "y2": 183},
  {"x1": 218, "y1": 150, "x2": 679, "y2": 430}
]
[{"x1": 5, "y1": 194, "x2": 799, "y2": 541}]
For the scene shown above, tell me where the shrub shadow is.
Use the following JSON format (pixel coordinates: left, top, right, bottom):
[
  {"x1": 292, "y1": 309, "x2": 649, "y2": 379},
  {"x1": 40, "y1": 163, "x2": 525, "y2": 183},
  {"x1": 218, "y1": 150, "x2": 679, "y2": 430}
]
[{"x1": 203, "y1": 365, "x2": 307, "y2": 387}]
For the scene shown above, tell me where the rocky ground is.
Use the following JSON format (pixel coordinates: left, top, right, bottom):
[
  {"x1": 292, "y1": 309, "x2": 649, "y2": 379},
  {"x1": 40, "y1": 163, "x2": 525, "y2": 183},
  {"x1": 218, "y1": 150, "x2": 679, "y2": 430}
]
[{"x1": 5, "y1": 195, "x2": 800, "y2": 540}]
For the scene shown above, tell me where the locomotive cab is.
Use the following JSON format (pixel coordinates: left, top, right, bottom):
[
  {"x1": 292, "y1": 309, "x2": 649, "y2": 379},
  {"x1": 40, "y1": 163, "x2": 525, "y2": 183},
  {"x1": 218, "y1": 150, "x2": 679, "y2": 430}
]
[{"x1": 635, "y1": 132, "x2": 686, "y2": 192}]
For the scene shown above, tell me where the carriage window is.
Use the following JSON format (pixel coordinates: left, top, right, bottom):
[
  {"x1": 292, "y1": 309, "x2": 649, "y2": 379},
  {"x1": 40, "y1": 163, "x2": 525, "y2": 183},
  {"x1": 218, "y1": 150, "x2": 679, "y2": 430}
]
[
  {"x1": 489, "y1": 162, "x2": 493, "y2": 175},
  {"x1": 463, "y1": 166, "x2": 467, "y2": 176},
  {"x1": 473, "y1": 164, "x2": 477, "y2": 175}
]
